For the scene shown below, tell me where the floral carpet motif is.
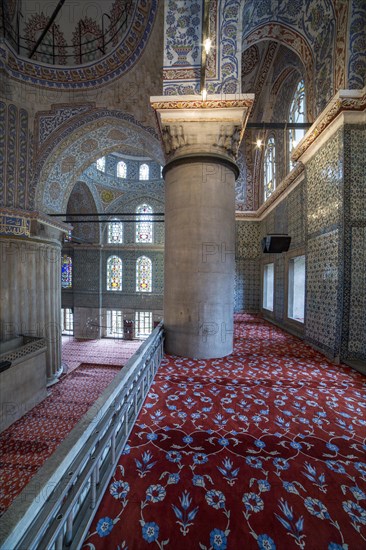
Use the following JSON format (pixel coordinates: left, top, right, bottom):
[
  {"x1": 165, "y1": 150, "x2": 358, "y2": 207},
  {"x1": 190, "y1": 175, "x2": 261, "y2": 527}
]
[
  {"x1": 83, "y1": 316, "x2": 366, "y2": 550},
  {"x1": 0, "y1": 363, "x2": 121, "y2": 516}
]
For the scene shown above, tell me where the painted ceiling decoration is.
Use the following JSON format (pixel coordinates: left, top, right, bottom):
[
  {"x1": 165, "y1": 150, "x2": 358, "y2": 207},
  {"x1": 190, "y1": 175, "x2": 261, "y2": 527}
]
[
  {"x1": 0, "y1": 0, "x2": 158, "y2": 88},
  {"x1": 35, "y1": 112, "x2": 164, "y2": 213},
  {"x1": 163, "y1": 0, "x2": 242, "y2": 95},
  {"x1": 1, "y1": 0, "x2": 365, "y2": 217}
]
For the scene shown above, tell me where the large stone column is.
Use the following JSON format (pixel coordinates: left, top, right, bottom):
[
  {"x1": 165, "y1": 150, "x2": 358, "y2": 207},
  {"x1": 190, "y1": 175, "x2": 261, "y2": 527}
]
[
  {"x1": 150, "y1": 95, "x2": 254, "y2": 358},
  {"x1": 0, "y1": 210, "x2": 68, "y2": 383}
]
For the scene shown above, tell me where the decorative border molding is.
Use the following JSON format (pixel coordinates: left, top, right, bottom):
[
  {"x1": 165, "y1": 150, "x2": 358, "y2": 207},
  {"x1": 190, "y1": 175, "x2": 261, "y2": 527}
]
[
  {"x1": 150, "y1": 96, "x2": 254, "y2": 111},
  {"x1": 0, "y1": 337, "x2": 46, "y2": 363},
  {"x1": 0, "y1": 207, "x2": 70, "y2": 233},
  {"x1": 292, "y1": 88, "x2": 366, "y2": 163}
]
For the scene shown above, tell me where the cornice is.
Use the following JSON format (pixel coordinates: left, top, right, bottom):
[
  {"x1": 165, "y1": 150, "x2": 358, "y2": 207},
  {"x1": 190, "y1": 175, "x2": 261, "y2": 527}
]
[
  {"x1": 150, "y1": 95, "x2": 255, "y2": 111},
  {"x1": 292, "y1": 88, "x2": 366, "y2": 163},
  {"x1": 0, "y1": 208, "x2": 70, "y2": 233}
]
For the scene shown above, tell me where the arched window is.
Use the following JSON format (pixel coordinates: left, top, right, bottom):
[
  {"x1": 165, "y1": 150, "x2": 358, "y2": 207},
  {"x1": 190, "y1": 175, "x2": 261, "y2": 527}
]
[
  {"x1": 96, "y1": 156, "x2": 106, "y2": 172},
  {"x1": 136, "y1": 256, "x2": 152, "y2": 292},
  {"x1": 139, "y1": 163, "x2": 149, "y2": 180},
  {"x1": 61, "y1": 255, "x2": 72, "y2": 289},
  {"x1": 289, "y1": 80, "x2": 306, "y2": 170},
  {"x1": 108, "y1": 219, "x2": 123, "y2": 243},
  {"x1": 264, "y1": 137, "x2": 276, "y2": 201},
  {"x1": 117, "y1": 161, "x2": 127, "y2": 179},
  {"x1": 136, "y1": 204, "x2": 153, "y2": 243},
  {"x1": 107, "y1": 256, "x2": 122, "y2": 291}
]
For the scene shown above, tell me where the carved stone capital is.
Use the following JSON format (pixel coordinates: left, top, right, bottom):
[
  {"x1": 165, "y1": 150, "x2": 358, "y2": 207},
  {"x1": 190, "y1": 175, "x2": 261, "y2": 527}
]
[{"x1": 150, "y1": 94, "x2": 254, "y2": 162}]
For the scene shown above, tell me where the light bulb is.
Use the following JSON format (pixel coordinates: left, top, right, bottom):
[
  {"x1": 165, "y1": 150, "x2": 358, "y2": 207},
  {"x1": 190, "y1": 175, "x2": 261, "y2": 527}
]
[
  {"x1": 256, "y1": 138, "x2": 262, "y2": 148},
  {"x1": 202, "y1": 88, "x2": 207, "y2": 101}
]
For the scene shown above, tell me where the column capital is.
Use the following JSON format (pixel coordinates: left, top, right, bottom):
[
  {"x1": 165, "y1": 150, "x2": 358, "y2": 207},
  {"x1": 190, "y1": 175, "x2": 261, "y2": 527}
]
[{"x1": 150, "y1": 94, "x2": 254, "y2": 163}]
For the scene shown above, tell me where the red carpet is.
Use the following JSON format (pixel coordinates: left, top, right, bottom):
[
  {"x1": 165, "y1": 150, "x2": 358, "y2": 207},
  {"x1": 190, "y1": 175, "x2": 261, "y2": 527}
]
[
  {"x1": 0, "y1": 363, "x2": 120, "y2": 516},
  {"x1": 83, "y1": 316, "x2": 366, "y2": 549},
  {"x1": 62, "y1": 337, "x2": 142, "y2": 372}
]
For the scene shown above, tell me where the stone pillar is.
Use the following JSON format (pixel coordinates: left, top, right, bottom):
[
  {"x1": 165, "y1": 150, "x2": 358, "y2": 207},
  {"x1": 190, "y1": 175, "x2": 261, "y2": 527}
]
[
  {"x1": 151, "y1": 95, "x2": 254, "y2": 358},
  {"x1": 0, "y1": 210, "x2": 68, "y2": 383}
]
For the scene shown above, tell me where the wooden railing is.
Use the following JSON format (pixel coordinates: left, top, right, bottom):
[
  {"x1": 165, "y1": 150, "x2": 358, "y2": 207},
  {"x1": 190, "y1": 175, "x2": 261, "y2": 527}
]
[{"x1": 0, "y1": 323, "x2": 164, "y2": 550}]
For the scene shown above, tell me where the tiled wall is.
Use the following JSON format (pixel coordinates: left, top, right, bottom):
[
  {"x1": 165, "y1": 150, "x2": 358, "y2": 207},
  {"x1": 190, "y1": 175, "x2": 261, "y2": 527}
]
[
  {"x1": 304, "y1": 129, "x2": 344, "y2": 358},
  {"x1": 342, "y1": 124, "x2": 366, "y2": 361},
  {"x1": 234, "y1": 222, "x2": 261, "y2": 312}
]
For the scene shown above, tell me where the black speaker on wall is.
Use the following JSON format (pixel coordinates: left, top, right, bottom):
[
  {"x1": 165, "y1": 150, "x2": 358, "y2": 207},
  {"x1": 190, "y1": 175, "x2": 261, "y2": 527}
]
[{"x1": 261, "y1": 234, "x2": 291, "y2": 253}]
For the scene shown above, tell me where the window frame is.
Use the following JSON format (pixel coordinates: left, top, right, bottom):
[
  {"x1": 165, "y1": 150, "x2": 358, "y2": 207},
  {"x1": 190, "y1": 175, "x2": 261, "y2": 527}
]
[
  {"x1": 106, "y1": 255, "x2": 123, "y2": 292},
  {"x1": 135, "y1": 203, "x2": 153, "y2": 244},
  {"x1": 285, "y1": 248, "x2": 306, "y2": 330},
  {"x1": 263, "y1": 136, "x2": 276, "y2": 202},
  {"x1": 61, "y1": 255, "x2": 72, "y2": 289},
  {"x1": 262, "y1": 262, "x2": 275, "y2": 314},
  {"x1": 96, "y1": 156, "x2": 106, "y2": 172},
  {"x1": 106, "y1": 309, "x2": 124, "y2": 338},
  {"x1": 135, "y1": 310, "x2": 153, "y2": 338},
  {"x1": 117, "y1": 160, "x2": 127, "y2": 179},
  {"x1": 61, "y1": 308, "x2": 74, "y2": 335},
  {"x1": 288, "y1": 79, "x2": 306, "y2": 171},
  {"x1": 107, "y1": 218, "x2": 123, "y2": 244},
  {"x1": 136, "y1": 255, "x2": 152, "y2": 293},
  {"x1": 139, "y1": 163, "x2": 149, "y2": 181}
]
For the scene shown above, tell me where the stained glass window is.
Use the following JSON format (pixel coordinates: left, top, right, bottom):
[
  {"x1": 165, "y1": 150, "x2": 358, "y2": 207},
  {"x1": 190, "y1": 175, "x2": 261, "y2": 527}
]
[
  {"x1": 108, "y1": 219, "x2": 123, "y2": 243},
  {"x1": 136, "y1": 256, "x2": 152, "y2": 292},
  {"x1": 61, "y1": 255, "x2": 72, "y2": 288},
  {"x1": 139, "y1": 163, "x2": 149, "y2": 180},
  {"x1": 264, "y1": 136, "x2": 276, "y2": 201},
  {"x1": 289, "y1": 80, "x2": 306, "y2": 170},
  {"x1": 64, "y1": 229, "x2": 72, "y2": 242},
  {"x1": 96, "y1": 156, "x2": 106, "y2": 172},
  {"x1": 107, "y1": 256, "x2": 122, "y2": 291},
  {"x1": 117, "y1": 161, "x2": 127, "y2": 178},
  {"x1": 136, "y1": 204, "x2": 153, "y2": 243}
]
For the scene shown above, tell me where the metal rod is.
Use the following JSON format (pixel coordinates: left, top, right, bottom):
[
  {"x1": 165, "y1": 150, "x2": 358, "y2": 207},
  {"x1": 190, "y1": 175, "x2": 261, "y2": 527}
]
[
  {"x1": 49, "y1": 212, "x2": 165, "y2": 217},
  {"x1": 29, "y1": 0, "x2": 67, "y2": 59},
  {"x1": 60, "y1": 220, "x2": 164, "y2": 223},
  {"x1": 246, "y1": 122, "x2": 312, "y2": 129}
]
